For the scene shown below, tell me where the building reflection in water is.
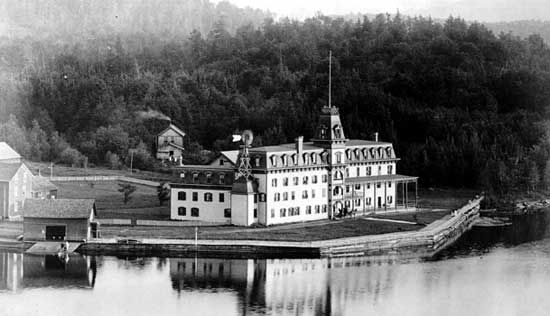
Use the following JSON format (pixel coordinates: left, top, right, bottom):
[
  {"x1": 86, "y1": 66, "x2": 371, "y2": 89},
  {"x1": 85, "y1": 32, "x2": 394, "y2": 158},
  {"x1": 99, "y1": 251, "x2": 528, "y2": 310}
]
[
  {"x1": 0, "y1": 251, "x2": 96, "y2": 292},
  {"x1": 168, "y1": 256, "x2": 403, "y2": 315}
]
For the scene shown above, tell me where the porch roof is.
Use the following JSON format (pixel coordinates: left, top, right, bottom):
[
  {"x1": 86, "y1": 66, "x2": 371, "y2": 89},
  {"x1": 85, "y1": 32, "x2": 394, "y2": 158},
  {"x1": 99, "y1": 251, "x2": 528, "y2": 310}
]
[{"x1": 346, "y1": 174, "x2": 418, "y2": 184}]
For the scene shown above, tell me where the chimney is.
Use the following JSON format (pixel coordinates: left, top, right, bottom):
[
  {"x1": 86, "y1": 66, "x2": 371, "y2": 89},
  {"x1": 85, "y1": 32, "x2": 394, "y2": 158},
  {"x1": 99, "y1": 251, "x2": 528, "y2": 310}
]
[
  {"x1": 295, "y1": 136, "x2": 304, "y2": 154},
  {"x1": 374, "y1": 132, "x2": 379, "y2": 142}
]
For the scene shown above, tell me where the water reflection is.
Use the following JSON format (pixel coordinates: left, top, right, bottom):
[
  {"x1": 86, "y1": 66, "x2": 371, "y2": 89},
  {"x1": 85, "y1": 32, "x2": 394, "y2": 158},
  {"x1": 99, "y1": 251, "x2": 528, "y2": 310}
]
[
  {"x1": 1, "y1": 212, "x2": 550, "y2": 315},
  {"x1": 0, "y1": 252, "x2": 96, "y2": 293}
]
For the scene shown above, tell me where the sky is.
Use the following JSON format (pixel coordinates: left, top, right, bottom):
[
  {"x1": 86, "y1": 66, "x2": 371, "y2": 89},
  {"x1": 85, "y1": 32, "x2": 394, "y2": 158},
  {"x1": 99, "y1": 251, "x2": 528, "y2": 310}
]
[{"x1": 217, "y1": 0, "x2": 550, "y2": 22}]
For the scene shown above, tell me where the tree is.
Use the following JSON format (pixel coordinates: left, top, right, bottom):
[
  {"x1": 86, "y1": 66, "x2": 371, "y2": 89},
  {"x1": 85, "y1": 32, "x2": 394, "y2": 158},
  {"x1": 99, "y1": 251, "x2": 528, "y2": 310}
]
[
  {"x1": 157, "y1": 182, "x2": 170, "y2": 206},
  {"x1": 118, "y1": 183, "x2": 137, "y2": 204}
]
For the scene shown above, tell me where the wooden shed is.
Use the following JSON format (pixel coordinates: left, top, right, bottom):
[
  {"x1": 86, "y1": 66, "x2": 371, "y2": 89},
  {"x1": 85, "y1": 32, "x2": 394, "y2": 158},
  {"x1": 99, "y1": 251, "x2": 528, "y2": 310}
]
[{"x1": 23, "y1": 199, "x2": 98, "y2": 242}]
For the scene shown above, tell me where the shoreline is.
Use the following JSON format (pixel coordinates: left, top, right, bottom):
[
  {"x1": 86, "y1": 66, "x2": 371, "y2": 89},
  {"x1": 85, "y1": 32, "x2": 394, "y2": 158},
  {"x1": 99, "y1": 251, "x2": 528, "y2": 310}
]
[
  {"x1": 0, "y1": 197, "x2": 482, "y2": 258},
  {"x1": 79, "y1": 197, "x2": 482, "y2": 258}
]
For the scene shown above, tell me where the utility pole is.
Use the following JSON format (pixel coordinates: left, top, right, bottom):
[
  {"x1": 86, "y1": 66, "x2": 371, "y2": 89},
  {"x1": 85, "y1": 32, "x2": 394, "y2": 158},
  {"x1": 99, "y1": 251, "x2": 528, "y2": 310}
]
[{"x1": 129, "y1": 150, "x2": 134, "y2": 174}]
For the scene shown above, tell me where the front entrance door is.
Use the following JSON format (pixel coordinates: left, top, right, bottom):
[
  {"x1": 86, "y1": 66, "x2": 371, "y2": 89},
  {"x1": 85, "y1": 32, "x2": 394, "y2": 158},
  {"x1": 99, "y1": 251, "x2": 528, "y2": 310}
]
[
  {"x1": 45, "y1": 226, "x2": 66, "y2": 241},
  {"x1": 377, "y1": 197, "x2": 382, "y2": 208}
]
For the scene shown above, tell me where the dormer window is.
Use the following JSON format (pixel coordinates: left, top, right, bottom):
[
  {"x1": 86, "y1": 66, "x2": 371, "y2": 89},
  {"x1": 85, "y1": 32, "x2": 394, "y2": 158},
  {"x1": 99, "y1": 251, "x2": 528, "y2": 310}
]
[
  {"x1": 345, "y1": 149, "x2": 351, "y2": 160},
  {"x1": 270, "y1": 155, "x2": 277, "y2": 167},
  {"x1": 292, "y1": 154, "x2": 298, "y2": 165},
  {"x1": 206, "y1": 173, "x2": 212, "y2": 184},
  {"x1": 193, "y1": 173, "x2": 199, "y2": 183},
  {"x1": 255, "y1": 157, "x2": 260, "y2": 167},
  {"x1": 180, "y1": 172, "x2": 186, "y2": 178},
  {"x1": 219, "y1": 173, "x2": 225, "y2": 184},
  {"x1": 303, "y1": 153, "x2": 309, "y2": 165},
  {"x1": 311, "y1": 153, "x2": 317, "y2": 164},
  {"x1": 281, "y1": 154, "x2": 288, "y2": 166}
]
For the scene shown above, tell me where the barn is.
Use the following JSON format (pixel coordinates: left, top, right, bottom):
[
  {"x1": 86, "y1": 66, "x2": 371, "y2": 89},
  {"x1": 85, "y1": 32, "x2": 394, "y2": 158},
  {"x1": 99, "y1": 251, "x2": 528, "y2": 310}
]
[{"x1": 23, "y1": 199, "x2": 98, "y2": 242}]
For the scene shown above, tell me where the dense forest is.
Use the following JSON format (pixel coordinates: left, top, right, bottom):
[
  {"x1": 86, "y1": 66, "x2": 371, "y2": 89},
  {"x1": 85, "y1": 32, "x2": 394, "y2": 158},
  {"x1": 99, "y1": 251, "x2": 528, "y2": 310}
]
[{"x1": 1, "y1": 1, "x2": 550, "y2": 197}]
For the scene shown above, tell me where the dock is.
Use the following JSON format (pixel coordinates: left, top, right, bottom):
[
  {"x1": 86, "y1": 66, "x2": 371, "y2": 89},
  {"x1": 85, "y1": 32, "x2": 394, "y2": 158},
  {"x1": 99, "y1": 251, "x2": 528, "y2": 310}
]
[{"x1": 78, "y1": 197, "x2": 483, "y2": 258}]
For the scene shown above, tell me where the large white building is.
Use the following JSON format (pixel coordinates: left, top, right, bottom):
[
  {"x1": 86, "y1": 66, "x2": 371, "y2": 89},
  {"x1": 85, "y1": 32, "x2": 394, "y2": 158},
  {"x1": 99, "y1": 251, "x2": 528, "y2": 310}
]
[{"x1": 170, "y1": 106, "x2": 418, "y2": 226}]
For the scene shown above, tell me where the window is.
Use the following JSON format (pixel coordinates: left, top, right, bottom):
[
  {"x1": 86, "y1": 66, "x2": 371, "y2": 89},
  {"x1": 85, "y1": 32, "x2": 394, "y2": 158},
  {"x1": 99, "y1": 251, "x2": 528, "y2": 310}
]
[
  {"x1": 356, "y1": 167, "x2": 360, "y2": 177},
  {"x1": 255, "y1": 157, "x2": 260, "y2": 166},
  {"x1": 204, "y1": 193, "x2": 213, "y2": 202},
  {"x1": 292, "y1": 154, "x2": 298, "y2": 165},
  {"x1": 355, "y1": 199, "x2": 361, "y2": 206},
  {"x1": 387, "y1": 165, "x2": 393, "y2": 174},
  {"x1": 193, "y1": 173, "x2": 199, "y2": 183},
  {"x1": 206, "y1": 173, "x2": 212, "y2": 183},
  {"x1": 280, "y1": 208, "x2": 286, "y2": 217},
  {"x1": 180, "y1": 172, "x2": 186, "y2": 178},
  {"x1": 345, "y1": 168, "x2": 349, "y2": 177},
  {"x1": 322, "y1": 205, "x2": 328, "y2": 213},
  {"x1": 259, "y1": 193, "x2": 266, "y2": 202},
  {"x1": 378, "y1": 166, "x2": 382, "y2": 175},
  {"x1": 291, "y1": 191, "x2": 295, "y2": 200},
  {"x1": 293, "y1": 177, "x2": 299, "y2": 185},
  {"x1": 336, "y1": 152, "x2": 342, "y2": 163},
  {"x1": 315, "y1": 205, "x2": 320, "y2": 213},
  {"x1": 274, "y1": 193, "x2": 281, "y2": 202},
  {"x1": 271, "y1": 209, "x2": 275, "y2": 218},
  {"x1": 178, "y1": 192, "x2": 186, "y2": 200},
  {"x1": 367, "y1": 184, "x2": 371, "y2": 189},
  {"x1": 272, "y1": 179, "x2": 277, "y2": 187},
  {"x1": 178, "y1": 207, "x2": 186, "y2": 216},
  {"x1": 355, "y1": 184, "x2": 361, "y2": 190},
  {"x1": 346, "y1": 185, "x2": 350, "y2": 193},
  {"x1": 312, "y1": 175, "x2": 318, "y2": 184},
  {"x1": 303, "y1": 153, "x2": 309, "y2": 165},
  {"x1": 322, "y1": 188, "x2": 327, "y2": 197},
  {"x1": 191, "y1": 208, "x2": 199, "y2": 217},
  {"x1": 192, "y1": 192, "x2": 198, "y2": 201},
  {"x1": 377, "y1": 183, "x2": 381, "y2": 189},
  {"x1": 254, "y1": 194, "x2": 258, "y2": 203},
  {"x1": 219, "y1": 173, "x2": 225, "y2": 184},
  {"x1": 224, "y1": 208, "x2": 231, "y2": 218},
  {"x1": 366, "y1": 197, "x2": 372, "y2": 205},
  {"x1": 254, "y1": 209, "x2": 258, "y2": 218},
  {"x1": 311, "y1": 189, "x2": 316, "y2": 198},
  {"x1": 306, "y1": 206, "x2": 312, "y2": 214},
  {"x1": 283, "y1": 192, "x2": 288, "y2": 201},
  {"x1": 389, "y1": 182, "x2": 392, "y2": 188},
  {"x1": 283, "y1": 177, "x2": 289, "y2": 186},
  {"x1": 270, "y1": 155, "x2": 278, "y2": 167},
  {"x1": 282, "y1": 155, "x2": 288, "y2": 166},
  {"x1": 322, "y1": 175, "x2": 328, "y2": 183},
  {"x1": 387, "y1": 196, "x2": 393, "y2": 203},
  {"x1": 303, "y1": 176, "x2": 308, "y2": 185},
  {"x1": 302, "y1": 190, "x2": 308, "y2": 199},
  {"x1": 311, "y1": 154, "x2": 317, "y2": 164},
  {"x1": 219, "y1": 193, "x2": 225, "y2": 202},
  {"x1": 366, "y1": 167, "x2": 372, "y2": 175}
]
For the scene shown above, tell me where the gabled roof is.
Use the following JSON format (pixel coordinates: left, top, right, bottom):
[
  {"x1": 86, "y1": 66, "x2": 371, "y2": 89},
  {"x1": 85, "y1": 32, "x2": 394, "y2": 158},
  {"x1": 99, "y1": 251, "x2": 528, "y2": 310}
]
[
  {"x1": 221, "y1": 150, "x2": 239, "y2": 165},
  {"x1": 31, "y1": 176, "x2": 57, "y2": 192},
  {"x1": 0, "y1": 142, "x2": 21, "y2": 161},
  {"x1": 0, "y1": 162, "x2": 24, "y2": 181},
  {"x1": 158, "y1": 123, "x2": 186, "y2": 138},
  {"x1": 24, "y1": 199, "x2": 95, "y2": 219}
]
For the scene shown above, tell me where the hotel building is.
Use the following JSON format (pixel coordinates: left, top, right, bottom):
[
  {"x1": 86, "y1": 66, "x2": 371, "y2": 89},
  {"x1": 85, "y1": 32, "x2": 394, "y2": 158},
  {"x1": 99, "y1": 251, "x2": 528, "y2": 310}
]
[{"x1": 170, "y1": 106, "x2": 418, "y2": 226}]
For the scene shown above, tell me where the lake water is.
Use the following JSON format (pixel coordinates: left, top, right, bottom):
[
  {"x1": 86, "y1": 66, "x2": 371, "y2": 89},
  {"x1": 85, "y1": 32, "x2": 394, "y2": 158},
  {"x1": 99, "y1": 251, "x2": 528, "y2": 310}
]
[{"x1": 1, "y1": 213, "x2": 550, "y2": 316}]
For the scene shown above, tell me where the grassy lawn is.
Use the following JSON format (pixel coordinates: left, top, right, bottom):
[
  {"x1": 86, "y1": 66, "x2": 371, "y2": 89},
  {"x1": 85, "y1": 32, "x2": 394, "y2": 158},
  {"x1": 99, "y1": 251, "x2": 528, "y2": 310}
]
[
  {"x1": 100, "y1": 218, "x2": 422, "y2": 241},
  {"x1": 26, "y1": 161, "x2": 177, "y2": 182},
  {"x1": 53, "y1": 181, "x2": 170, "y2": 220},
  {"x1": 371, "y1": 210, "x2": 451, "y2": 225}
]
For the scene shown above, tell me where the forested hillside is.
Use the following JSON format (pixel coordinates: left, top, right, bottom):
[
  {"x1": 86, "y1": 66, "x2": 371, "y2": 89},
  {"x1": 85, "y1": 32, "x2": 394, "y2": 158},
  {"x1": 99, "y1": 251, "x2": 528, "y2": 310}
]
[{"x1": 1, "y1": 2, "x2": 550, "y2": 196}]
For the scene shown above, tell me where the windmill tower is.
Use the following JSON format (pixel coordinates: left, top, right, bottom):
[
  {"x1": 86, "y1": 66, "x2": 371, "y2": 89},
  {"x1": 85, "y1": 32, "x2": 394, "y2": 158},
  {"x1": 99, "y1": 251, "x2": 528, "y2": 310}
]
[{"x1": 231, "y1": 130, "x2": 257, "y2": 226}]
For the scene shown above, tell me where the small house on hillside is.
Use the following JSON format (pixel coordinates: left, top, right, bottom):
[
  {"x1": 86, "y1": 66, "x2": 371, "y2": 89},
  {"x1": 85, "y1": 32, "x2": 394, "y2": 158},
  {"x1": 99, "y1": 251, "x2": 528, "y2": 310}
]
[
  {"x1": 23, "y1": 199, "x2": 98, "y2": 242},
  {"x1": 0, "y1": 142, "x2": 22, "y2": 163},
  {"x1": 156, "y1": 123, "x2": 186, "y2": 163},
  {"x1": 0, "y1": 162, "x2": 32, "y2": 219}
]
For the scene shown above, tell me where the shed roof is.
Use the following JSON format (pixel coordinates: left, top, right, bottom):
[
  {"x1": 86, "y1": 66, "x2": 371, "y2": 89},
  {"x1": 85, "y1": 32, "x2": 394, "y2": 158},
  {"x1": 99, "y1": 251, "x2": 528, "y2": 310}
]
[
  {"x1": 221, "y1": 150, "x2": 239, "y2": 164},
  {"x1": 0, "y1": 162, "x2": 24, "y2": 181},
  {"x1": 0, "y1": 142, "x2": 21, "y2": 161},
  {"x1": 24, "y1": 199, "x2": 95, "y2": 219},
  {"x1": 31, "y1": 176, "x2": 57, "y2": 192}
]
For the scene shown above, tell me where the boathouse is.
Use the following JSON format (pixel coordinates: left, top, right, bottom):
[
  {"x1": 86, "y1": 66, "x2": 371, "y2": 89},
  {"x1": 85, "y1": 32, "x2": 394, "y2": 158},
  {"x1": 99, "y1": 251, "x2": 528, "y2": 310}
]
[{"x1": 23, "y1": 199, "x2": 98, "y2": 242}]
